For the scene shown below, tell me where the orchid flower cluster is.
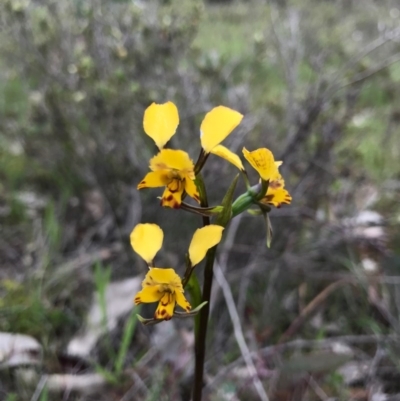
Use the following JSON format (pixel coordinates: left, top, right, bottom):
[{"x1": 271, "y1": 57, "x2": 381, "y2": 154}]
[{"x1": 130, "y1": 101, "x2": 291, "y2": 323}]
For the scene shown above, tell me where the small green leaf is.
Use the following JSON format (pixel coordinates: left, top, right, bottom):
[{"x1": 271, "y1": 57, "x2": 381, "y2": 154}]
[
  {"x1": 180, "y1": 202, "x2": 223, "y2": 217},
  {"x1": 194, "y1": 173, "x2": 208, "y2": 205},
  {"x1": 186, "y1": 271, "x2": 202, "y2": 308},
  {"x1": 216, "y1": 174, "x2": 239, "y2": 227},
  {"x1": 136, "y1": 302, "x2": 208, "y2": 326}
]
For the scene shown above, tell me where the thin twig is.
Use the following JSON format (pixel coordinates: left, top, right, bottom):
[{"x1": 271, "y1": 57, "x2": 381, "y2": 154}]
[
  {"x1": 30, "y1": 375, "x2": 48, "y2": 401},
  {"x1": 206, "y1": 334, "x2": 399, "y2": 391},
  {"x1": 210, "y1": 214, "x2": 243, "y2": 314},
  {"x1": 214, "y1": 262, "x2": 270, "y2": 401},
  {"x1": 277, "y1": 278, "x2": 355, "y2": 344},
  {"x1": 307, "y1": 374, "x2": 329, "y2": 401}
]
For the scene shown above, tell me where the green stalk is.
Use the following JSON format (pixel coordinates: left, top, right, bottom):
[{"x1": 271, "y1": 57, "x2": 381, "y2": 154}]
[
  {"x1": 192, "y1": 246, "x2": 216, "y2": 401},
  {"x1": 192, "y1": 175, "x2": 239, "y2": 401}
]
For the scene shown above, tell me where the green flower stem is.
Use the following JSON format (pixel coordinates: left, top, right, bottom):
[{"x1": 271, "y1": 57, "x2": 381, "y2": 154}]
[
  {"x1": 194, "y1": 149, "x2": 210, "y2": 175},
  {"x1": 192, "y1": 173, "x2": 211, "y2": 401},
  {"x1": 192, "y1": 173, "x2": 239, "y2": 400},
  {"x1": 192, "y1": 245, "x2": 217, "y2": 401},
  {"x1": 241, "y1": 169, "x2": 251, "y2": 190},
  {"x1": 231, "y1": 188, "x2": 258, "y2": 217},
  {"x1": 180, "y1": 202, "x2": 223, "y2": 217},
  {"x1": 231, "y1": 192, "x2": 254, "y2": 217},
  {"x1": 231, "y1": 181, "x2": 269, "y2": 217}
]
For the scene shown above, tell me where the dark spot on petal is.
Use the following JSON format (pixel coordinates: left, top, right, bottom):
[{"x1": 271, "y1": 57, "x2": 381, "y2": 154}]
[{"x1": 166, "y1": 195, "x2": 173, "y2": 201}]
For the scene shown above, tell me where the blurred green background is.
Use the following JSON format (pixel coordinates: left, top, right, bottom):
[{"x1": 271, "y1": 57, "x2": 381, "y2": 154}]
[{"x1": 1, "y1": 0, "x2": 400, "y2": 400}]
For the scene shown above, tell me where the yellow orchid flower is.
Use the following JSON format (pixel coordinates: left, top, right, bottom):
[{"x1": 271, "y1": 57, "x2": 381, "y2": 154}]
[
  {"x1": 138, "y1": 149, "x2": 199, "y2": 208},
  {"x1": 134, "y1": 268, "x2": 191, "y2": 320},
  {"x1": 139, "y1": 102, "x2": 244, "y2": 207},
  {"x1": 130, "y1": 223, "x2": 224, "y2": 320},
  {"x1": 243, "y1": 147, "x2": 292, "y2": 208},
  {"x1": 260, "y1": 176, "x2": 292, "y2": 208}
]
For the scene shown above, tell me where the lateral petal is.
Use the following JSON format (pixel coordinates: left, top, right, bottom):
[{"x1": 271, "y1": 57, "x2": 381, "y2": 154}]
[
  {"x1": 134, "y1": 286, "x2": 163, "y2": 305},
  {"x1": 175, "y1": 290, "x2": 191, "y2": 312},
  {"x1": 184, "y1": 176, "x2": 200, "y2": 203},
  {"x1": 137, "y1": 171, "x2": 169, "y2": 189},
  {"x1": 211, "y1": 144, "x2": 244, "y2": 170},
  {"x1": 200, "y1": 106, "x2": 243, "y2": 153},
  {"x1": 188, "y1": 225, "x2": 224, "y2": 266}
]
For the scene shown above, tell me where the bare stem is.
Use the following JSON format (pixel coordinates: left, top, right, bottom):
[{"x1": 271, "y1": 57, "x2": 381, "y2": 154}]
[
  {"x1": 192, "y1": 245, "x2": 217, "y2": 401},
  {"x1": 192, "y1": 178, "x2": 212, "y2": 401}
]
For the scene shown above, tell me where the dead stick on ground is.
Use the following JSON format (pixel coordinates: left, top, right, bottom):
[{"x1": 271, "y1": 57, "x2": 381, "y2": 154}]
[{"x1": 278, "y1": 278, "x2": 356, "y2": 344}]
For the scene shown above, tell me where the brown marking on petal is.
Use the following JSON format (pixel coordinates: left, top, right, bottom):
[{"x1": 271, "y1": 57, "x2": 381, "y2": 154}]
[
  {"x1": 193, "y1": 194, "x2": 200, "y2": 202},
  {"x1": 134, "y1": 297, "x2": 141, "y2": 304},
  {"x1": 277, "y1": 204, "x2": 281, "y2": 208},
  {"x1": 155, "y1": 308, "x2": 171, "y2": 320},
  {"x1": 165, "y1": 195, "x2": 173, "y2": 201},
  {"x1": 269, "y1": 180, "x2": 283, "y2": 189}
]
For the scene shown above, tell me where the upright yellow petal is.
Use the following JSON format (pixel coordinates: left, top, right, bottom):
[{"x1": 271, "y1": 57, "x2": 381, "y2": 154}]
[
  {"x1": 143, "y1": 102, "x2": 179, "y2": 150},
  {"x1": 243, "y1": 147, "x2": 280, "y2": 181},
  {"x1": 200, "y1": 106, "x2": 243, "y2": 153},
  {"x1": 211, "y1": 144, "x2": 244, "y2": 170},
  {"x1": 130, "y1": 224, "x2": 163, "y2": 264},
  {"x1": 188, "y1": 225, "x2": 224, "y2": 267}
]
